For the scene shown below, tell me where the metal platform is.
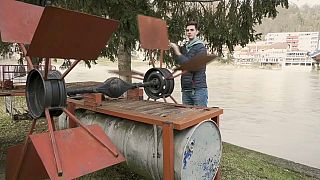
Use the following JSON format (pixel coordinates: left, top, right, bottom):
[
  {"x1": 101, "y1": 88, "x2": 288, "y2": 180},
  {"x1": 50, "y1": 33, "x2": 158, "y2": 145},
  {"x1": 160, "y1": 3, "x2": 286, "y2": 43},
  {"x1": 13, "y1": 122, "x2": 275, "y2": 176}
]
[{"x1": 67, "y1": 99, "x2": 223, "y2": 130}]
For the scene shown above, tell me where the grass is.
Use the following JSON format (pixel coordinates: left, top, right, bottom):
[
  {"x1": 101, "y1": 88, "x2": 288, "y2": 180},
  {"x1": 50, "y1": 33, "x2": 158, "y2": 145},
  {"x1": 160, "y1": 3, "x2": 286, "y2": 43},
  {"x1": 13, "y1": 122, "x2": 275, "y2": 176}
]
[
  {"x1": 220, "y1": 142, "x2": 319, "y2": 179},
  {"x1": 0, "y1": 96, "x2": 319, "y2": 180}
]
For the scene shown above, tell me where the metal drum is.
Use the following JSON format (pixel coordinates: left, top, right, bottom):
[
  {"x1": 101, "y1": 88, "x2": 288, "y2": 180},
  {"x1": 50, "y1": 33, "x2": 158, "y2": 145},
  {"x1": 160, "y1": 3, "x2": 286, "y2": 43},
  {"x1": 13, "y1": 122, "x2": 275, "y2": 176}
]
[{"x1": 59, "y1": 110, "x2": 222, "y2": 180}]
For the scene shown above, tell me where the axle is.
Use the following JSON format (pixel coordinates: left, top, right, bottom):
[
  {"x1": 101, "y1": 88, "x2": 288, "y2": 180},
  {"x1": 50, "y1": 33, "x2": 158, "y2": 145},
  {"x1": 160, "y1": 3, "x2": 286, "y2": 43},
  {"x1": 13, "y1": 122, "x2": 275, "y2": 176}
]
[{"x1": 66, "y1": 77, "x2": 158, "y2": 98}]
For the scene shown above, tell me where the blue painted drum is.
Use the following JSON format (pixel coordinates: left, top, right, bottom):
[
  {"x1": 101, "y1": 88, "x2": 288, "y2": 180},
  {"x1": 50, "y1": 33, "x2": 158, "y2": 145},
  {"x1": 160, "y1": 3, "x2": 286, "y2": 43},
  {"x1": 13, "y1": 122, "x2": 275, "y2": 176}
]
[{"x1": 176, "y1": 120, "x2": 222, "y2": 179}]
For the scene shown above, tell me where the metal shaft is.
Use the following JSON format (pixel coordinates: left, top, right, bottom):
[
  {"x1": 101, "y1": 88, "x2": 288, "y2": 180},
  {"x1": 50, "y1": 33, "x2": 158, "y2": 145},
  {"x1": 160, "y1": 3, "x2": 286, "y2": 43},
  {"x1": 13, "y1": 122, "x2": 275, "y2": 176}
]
[{"x1": 66, "y1": 77, "x2": 156, "y2": 98}]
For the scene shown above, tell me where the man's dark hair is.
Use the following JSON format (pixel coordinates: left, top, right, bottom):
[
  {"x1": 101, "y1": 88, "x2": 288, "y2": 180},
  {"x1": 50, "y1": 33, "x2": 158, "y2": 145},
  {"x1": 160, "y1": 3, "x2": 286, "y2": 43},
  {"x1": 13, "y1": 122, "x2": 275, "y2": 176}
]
[{"x1": 186, "y1": 21, "x2": 198, "y2": 30}]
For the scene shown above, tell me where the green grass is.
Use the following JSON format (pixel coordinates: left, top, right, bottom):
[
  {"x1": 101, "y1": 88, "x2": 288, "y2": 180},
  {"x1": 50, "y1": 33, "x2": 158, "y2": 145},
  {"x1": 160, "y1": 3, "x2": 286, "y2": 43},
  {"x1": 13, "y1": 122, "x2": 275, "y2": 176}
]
[{"x1": 220, "y1": 142, "x2": 318, "y2": 179}]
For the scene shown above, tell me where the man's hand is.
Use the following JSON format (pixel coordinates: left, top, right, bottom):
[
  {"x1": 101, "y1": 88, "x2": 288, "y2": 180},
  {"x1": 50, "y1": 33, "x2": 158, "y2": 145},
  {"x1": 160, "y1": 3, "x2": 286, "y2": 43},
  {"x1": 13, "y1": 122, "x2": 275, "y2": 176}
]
[{"x1": 169, "y1": 42, "x2": 182, "y2": 56}]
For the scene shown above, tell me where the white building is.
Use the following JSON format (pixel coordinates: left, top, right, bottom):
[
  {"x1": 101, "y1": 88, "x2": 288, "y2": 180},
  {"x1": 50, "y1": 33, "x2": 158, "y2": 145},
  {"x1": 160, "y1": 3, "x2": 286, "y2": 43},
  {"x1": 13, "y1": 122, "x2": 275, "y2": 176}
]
[
  {"x1": 265, "y1": 32, "x2": 320, "y2": 52},
  {"x1": 233, "y1": 41, "x2": 287, "y2": 68},
  {"x1": 233, "y1": 41, "x2": 316, "y2": 70},
  {"x1": 233, "y1": 41, "x2": 267, "y2": 66},
  {"x1": 259, "y1": 42, "x2": 288, "y2": 67},
  {"x1": 283, "y1": 51, "x2": 314, "y2": 69}
]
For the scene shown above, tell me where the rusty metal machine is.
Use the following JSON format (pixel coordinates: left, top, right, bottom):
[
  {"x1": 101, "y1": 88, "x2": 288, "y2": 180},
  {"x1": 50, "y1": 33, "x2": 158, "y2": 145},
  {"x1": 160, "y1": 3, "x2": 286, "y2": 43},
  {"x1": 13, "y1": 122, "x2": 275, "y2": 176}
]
[
  {"x1": 0, "y1": 1, "x2": 222, "y2": 180},
  {"x1": 1, "y1": 1, "x2": 125, "y2": 179}
]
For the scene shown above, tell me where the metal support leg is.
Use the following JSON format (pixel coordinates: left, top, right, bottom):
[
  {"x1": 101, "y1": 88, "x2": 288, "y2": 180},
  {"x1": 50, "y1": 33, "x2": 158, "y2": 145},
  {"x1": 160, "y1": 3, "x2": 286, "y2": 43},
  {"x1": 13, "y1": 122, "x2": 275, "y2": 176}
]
[
  {"x1": 67, "y1": 102, "x2": 77, "y2": 128},
  {"x1": 212, "y1": 116, "x2": 220, "y2": 127},
  {"x1": 62, "y1": 108, "x2": 119, "y2": 157},
  {"x1": 18, "y1": 43, "x2": 34, "y2": 71},
  {"x1": 13, "y1": 119, "x2": 37, "y2": 180},
  {"x1": 162, "y1": 121, "x2": 174, "y2": 180},
  {"x1": 45, "y1": 108, "x2": 63, "y2": 177}
]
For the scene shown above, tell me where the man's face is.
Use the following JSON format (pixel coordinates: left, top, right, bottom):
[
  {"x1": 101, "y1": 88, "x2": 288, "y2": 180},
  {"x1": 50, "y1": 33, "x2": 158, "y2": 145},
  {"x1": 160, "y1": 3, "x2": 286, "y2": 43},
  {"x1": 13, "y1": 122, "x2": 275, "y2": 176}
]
[{"x1": 185, "y1": 25, "x2": 198, "y2": 41}]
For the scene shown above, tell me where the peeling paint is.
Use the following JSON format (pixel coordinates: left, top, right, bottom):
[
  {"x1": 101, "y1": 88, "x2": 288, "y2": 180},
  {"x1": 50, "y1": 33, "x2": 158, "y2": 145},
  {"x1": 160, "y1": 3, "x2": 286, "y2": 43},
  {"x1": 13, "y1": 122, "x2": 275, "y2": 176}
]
[
  {"x1": 183, "y1": 149, "x2": 193, "y2": 169},
  {"x1": 201, "y1": 157, "x2": 219, "y2": 179}
]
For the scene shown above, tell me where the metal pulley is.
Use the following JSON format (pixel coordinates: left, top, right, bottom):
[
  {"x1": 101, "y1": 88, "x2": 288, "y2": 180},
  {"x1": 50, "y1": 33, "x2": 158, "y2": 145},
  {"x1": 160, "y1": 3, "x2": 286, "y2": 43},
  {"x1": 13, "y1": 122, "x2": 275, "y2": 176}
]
[
  {"x1": 26, "y1": 69, "x2": 67, "y2": 119},
  {"x1": 143, "y1": 68, "x2": 174, "y2": 99}
]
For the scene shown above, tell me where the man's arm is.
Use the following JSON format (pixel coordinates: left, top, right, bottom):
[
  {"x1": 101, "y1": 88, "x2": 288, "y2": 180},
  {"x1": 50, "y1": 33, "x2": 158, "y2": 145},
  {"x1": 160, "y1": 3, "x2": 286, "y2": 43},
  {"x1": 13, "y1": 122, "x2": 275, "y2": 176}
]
[
  {"x1": 170, "y1": 42, "x2": 191, "y2": 64},
  {"x1": 169, "y1": 42, "x2": 182, "y2": 56},
  {"x1": 175, "y1": 43, "x2": 207, "y2": 64}
]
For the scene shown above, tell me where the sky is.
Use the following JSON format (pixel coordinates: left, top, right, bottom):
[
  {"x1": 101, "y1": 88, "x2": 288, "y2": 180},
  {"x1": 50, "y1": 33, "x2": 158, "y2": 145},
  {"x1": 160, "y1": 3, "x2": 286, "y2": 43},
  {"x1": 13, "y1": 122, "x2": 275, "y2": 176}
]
[{"x1": 289, "y1": 0, "x2": 320, "y2": 7}]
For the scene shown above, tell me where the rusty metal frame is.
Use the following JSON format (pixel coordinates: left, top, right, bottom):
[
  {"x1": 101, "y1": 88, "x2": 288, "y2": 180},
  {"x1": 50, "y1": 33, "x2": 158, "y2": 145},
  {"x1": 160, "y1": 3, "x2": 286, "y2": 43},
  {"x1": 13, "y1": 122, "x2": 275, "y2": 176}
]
[
  {"x1": 67, "y1": 101, "x2": 77, "y2": 128},
  {"x1": 27, "y1": 6, "x2": 119, "y2": 60},
  {"x1": 137, "y1": 15, "x2": 169, "y2": 68},
  {"x1": 43, "y1": 58, "x2": 50, "y2": 80},
  {"x1": 18, "y1": 43, "x2": 34, "y2": 70},
  {"x1": 61, "y1": 60, "x2": 80, "y2": 79},
  {"x1": 9, "y1": 105, "x2": 125, "y2": 179},
  {"x1": 44, "y1": 108, "x2": 64, "y2": 176},
  {"x1": 0, "y1": 64, "x2": 56, "y2": 92},
  {"x1": 3, "y1": 2, "x2": 125, "y2": 179},
  {"x1": 175, "y1": 54, "x2": 218, "y2": 71},
  {"x1": 163, "y1": 121, "x2": 174, "y2": 180},
  {"x1": 0, "y1": 90, "x2": 25, "y2": 97},
  {"x1": 0, "y1": 1, "x2": 43, "y2": 71},
  {"x1": 2, "y1": 1, "x2": 222, "y2": 179},
  {"x1": 67, "y1": 99, "x2": 223, "y2": 130},
  {"x1": 67, "y1": 99, "x2": 223, "y2": 180},
  {"x1": 1, "y1": 65, "x2": 27, "y2": 89},
  {"x1": 137, "y1": 15, "x2": 169, "y2": 51},
  {"x1": 0, "y1": 0, "x2": 44, "y2": 44},
  {"x1": 62, "y1": 108, "x2": 119, "y2": 157},
  {"x1": 12, "y1": 119, "x2": 37, "y2": 180}
]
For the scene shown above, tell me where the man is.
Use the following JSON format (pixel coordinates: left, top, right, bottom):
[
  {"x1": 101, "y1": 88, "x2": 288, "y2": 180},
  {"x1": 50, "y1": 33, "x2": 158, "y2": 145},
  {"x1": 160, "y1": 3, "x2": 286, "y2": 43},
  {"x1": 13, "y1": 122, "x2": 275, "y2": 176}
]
[{"x1": 169, "y1": 21, "x2": 208, "y2": 107}]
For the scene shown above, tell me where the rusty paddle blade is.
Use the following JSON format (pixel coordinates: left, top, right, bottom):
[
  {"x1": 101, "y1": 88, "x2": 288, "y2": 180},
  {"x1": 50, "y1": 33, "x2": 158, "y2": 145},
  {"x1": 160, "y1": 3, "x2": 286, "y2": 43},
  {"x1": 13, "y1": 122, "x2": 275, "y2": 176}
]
[
  {"x1": 137, "y1": 15, "x2": 169, "y2": 50},
  {"x1": 6, "y1": 143, "x2": 49, "y2": 180},
  {"x1": 29, "y1": 124, "x2": 125, "y2": 179},
  {"x1": 175, "y1": 54, "x2": 217, "y2": 71},
  {"x1": 0, "y1": 0, "x2": 43, "y2": 44},
  {"x1": 27, "y1": 6, "x2": 119, "y2": 60}
]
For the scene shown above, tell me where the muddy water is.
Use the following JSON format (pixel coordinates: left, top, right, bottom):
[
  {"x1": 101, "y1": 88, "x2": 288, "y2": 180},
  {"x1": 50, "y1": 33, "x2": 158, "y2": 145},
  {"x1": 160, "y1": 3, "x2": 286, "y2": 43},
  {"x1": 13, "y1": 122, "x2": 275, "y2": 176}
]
[{"x1": 61, "y1": 60, "x2": 320, "y2": 169}]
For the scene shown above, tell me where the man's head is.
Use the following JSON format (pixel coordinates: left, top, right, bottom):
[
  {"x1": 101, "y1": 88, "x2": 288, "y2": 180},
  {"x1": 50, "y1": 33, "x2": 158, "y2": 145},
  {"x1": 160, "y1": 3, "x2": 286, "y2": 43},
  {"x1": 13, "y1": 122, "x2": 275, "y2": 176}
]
[{"x1": 185, "y1": 21, "x2": 199, "y2": 41}]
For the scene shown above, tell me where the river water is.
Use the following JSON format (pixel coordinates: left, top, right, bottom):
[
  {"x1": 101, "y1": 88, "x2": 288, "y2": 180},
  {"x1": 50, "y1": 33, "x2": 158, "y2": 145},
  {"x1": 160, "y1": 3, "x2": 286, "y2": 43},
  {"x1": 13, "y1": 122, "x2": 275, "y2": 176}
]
[
  {"x1": 62, "y1": 60, "x2": 320, "y2": 169},
  {"x1": 206, "y1": 66, "x2": 320, "y2": 169}
]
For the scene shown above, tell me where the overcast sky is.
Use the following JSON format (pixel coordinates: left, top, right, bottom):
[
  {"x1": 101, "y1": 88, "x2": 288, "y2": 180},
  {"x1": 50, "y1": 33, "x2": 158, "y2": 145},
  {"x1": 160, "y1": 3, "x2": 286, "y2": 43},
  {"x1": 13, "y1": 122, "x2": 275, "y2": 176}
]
[{"x1": 289, "y1": 0, "x2": 320, "y2": 7}]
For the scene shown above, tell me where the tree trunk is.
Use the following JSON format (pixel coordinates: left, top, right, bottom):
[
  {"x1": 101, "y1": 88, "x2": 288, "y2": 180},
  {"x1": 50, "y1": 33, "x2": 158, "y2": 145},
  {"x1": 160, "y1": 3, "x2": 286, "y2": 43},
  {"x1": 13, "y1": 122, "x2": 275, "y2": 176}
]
[{"x1": 117, "y1": 40, "x2": 132, "y2": 83}]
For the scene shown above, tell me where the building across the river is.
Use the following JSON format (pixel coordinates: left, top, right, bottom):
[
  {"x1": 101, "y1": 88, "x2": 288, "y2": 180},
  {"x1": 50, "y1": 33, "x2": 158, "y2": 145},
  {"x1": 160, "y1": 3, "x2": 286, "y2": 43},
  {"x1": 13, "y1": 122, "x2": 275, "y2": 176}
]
[
  {"x1": 233, "y1": 32, "x2": 320, "y2": 70},
  {"x1": 265, "y1": 32, "x2": 320, "y2": 51}
]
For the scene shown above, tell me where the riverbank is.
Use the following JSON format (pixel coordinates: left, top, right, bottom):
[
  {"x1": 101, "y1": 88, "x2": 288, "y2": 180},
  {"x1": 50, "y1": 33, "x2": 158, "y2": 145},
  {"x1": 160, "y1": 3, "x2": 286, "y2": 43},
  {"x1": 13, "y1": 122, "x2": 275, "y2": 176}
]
[{"x1": 0, "y1": 100, "x2": 319, "y2": 179}]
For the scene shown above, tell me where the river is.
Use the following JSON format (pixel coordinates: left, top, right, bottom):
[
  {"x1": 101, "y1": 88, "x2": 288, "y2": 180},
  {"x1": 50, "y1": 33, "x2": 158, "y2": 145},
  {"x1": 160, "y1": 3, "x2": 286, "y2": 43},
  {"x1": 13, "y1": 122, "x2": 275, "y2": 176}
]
[
  {"x1": 62, "y1": 60, "x2": 320, "y2": 169},
  {"x1": 206, "y1": 65, "x2": 320, "y2": 169}
]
